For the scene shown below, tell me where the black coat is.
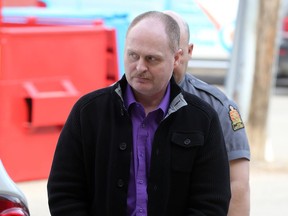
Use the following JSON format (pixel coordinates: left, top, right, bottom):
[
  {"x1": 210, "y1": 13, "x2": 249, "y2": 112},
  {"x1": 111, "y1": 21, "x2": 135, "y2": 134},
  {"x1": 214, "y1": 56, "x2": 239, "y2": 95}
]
[{"x1": 47, "y1": 76, "x2": 231, "y2": 216}]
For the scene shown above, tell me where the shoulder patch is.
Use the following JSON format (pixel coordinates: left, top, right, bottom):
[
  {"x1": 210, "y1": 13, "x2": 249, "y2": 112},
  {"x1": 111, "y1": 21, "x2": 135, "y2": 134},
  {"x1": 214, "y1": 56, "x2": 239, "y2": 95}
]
[{"x1": 228, "y1": 105, "x2": 245, "y2": 131}]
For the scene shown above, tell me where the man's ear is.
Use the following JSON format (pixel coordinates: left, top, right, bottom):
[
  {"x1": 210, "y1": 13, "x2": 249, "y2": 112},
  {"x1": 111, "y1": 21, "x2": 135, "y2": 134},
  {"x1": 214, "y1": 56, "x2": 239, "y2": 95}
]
[
  {"x1": 188, "y1": 43, "x2": 194, "y2": 59},
  {"x1": 174, "y1": 48, "x2": 182, "y2": 67}
]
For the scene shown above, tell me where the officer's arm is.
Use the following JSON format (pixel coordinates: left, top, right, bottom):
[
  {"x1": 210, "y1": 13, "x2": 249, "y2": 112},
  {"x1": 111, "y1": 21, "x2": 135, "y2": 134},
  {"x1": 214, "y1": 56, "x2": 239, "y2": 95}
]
[{"x1": 228, "y1": 159, "x2": 250, "y2": 216}]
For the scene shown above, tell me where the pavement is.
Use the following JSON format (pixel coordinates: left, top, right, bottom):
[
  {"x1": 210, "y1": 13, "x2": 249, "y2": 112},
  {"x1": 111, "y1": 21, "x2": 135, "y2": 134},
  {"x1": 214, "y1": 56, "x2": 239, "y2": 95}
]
[{"x1": 16, "y1": 85, "x2": 288, "y2": 216}]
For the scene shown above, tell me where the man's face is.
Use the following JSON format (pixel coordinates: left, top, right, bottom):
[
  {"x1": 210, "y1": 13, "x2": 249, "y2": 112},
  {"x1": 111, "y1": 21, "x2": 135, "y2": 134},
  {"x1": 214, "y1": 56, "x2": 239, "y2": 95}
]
[{"x1": 124, "y1": 18, "x2": 179, "y2": 99}]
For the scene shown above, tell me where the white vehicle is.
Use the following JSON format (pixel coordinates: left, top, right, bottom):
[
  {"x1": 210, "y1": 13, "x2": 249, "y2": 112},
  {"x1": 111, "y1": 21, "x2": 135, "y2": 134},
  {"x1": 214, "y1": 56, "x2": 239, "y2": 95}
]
[{"x1": 0, "y1": 160, "x2": 30, "y2": 216}]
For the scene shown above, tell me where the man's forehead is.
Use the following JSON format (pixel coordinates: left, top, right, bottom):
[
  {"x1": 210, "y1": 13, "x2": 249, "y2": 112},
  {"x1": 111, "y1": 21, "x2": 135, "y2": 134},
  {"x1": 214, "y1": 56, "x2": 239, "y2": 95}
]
[
  {"x1": 128, "y1": 18, "x2": 164, "y2": 33},
  {"x1": 126, "y1": 20, "x2": 167, "y2": 43}
]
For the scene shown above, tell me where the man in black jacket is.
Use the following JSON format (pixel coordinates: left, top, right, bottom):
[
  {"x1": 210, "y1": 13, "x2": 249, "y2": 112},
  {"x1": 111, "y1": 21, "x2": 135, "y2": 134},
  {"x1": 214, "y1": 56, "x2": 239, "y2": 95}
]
[{"x1": 47, "y1": 11, "x2": 231, "y2": 216}]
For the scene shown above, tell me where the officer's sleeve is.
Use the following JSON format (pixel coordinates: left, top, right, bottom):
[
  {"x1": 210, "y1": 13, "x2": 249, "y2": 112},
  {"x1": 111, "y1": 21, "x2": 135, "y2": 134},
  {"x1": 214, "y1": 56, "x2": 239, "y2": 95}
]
[{"x1": 218, "y1": 100, "x2": 250, "y2": 161}]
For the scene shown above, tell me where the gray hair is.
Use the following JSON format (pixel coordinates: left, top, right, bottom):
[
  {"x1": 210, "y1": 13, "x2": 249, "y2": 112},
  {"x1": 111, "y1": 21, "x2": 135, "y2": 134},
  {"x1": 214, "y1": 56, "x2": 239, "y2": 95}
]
[{"x1": 126, "y1": 11, "x2": 180, "y2": 53}]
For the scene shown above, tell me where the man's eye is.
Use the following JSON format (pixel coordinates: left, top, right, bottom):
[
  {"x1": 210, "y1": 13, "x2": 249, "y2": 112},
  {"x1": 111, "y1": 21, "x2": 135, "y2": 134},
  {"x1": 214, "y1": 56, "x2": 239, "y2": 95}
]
[
  {"x1": 147, "y1": 56, "x2": 157, "y2": 62},
  {"x1": 129, "y1": 53, "x2": 138, "y2": 60}
]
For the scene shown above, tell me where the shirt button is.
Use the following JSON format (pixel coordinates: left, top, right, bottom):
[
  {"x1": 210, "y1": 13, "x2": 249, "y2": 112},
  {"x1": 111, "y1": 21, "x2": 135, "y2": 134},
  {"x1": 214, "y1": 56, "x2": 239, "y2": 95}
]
[
  {"x1": 138, "y1": 180, "x2": 144, "y2": 184},
  {"x1": 184, "y1": 138, "x2": 191, "y2": 145},
  {"x1": 119, "y1": 142, "x2": 127, "y2": 150},
  {"x1": 117, "y1": 179, "x2": 124, "y2": 188},
  {"x1": 139, "y1": 208, "x2": 144, "y2": 213}
]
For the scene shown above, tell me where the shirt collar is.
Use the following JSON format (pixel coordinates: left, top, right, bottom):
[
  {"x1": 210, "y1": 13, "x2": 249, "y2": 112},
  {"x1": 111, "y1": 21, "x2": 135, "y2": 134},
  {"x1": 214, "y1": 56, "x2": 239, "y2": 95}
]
[{"x1": 124, "y1": 84, "x2": 170, "y2": 116}]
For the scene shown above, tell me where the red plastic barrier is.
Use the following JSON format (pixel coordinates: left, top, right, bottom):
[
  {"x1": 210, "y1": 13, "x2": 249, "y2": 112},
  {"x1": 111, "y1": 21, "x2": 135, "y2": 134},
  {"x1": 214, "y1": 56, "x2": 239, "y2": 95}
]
[
  {"x1": 283, "y1": 16, "x2": 288, "y2": 33},
  {"x1": 0, "y1": 23, "x2": 119, "y2": 182},
  {"x1": 3, "y1": 0, "x2": 37, "y2": 7}
]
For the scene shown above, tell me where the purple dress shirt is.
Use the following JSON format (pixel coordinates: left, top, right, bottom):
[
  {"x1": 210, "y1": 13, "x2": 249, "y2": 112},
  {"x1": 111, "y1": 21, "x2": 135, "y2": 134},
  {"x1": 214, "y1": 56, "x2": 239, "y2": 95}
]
[{"x1": 124, "y1": 84, "x2": 170, "y2": 216}]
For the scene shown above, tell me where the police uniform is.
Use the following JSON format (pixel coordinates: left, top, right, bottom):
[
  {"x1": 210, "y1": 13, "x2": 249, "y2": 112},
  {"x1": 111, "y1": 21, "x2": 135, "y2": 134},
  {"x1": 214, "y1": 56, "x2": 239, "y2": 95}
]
[{"x1": 179, "y1": 73, "x2": 250, "y2": 161}]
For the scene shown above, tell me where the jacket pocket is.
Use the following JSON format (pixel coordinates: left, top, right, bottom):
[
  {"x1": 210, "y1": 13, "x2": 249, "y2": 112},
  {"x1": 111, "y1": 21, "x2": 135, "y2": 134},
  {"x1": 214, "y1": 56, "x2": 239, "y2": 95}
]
[{"x1": 171, "y1": 131, "x2": 204, "y2": 172}]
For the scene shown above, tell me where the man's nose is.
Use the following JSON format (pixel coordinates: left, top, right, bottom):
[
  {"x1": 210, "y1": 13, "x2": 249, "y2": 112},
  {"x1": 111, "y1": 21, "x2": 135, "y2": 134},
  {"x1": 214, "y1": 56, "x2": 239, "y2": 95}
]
[{"x1": 136, "y1": 58, "x2": 148, "y2": 72}]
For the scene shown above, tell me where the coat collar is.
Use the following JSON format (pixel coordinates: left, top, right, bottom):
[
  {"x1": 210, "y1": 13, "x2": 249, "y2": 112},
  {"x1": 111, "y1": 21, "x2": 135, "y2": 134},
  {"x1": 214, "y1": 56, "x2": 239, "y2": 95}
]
[{"x1": 113, "y1": 75, "x2": 188, "y2": 118}]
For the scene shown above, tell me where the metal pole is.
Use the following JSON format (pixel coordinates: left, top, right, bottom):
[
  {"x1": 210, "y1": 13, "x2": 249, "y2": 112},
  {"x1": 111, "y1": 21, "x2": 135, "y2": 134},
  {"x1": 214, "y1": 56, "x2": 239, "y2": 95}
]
[{"x1": 225, "y1": 0, "x2": 259, "y2": 123}]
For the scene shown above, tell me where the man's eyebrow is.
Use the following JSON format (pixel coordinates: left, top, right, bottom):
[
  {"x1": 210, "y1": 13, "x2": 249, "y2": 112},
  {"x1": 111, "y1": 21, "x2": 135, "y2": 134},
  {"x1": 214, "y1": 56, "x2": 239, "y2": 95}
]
[
  {"x1": 146, "y1": 54, "x2": 161, "y2": 59},
  {"x1": 126, "y1": 48, "x2": 163, "y2": 58}
]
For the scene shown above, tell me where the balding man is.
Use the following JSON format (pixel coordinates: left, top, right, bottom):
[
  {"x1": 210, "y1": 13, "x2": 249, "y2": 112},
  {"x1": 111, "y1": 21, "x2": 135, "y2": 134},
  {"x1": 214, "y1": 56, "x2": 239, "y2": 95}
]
[{"x1": 47, "y1": 11, "x2": 231, "y2": 216}]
